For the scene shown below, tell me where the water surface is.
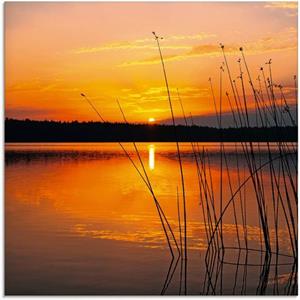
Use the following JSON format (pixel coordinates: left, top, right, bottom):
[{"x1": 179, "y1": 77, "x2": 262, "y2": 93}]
[{"x1": 5, "y1": 142, "x2": 297, "y2": 295}]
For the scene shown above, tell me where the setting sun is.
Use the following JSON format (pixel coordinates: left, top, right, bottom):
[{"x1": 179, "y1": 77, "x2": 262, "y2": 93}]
[{"x1": 148, "y1": 118, "x2": 155, "y2": 123}]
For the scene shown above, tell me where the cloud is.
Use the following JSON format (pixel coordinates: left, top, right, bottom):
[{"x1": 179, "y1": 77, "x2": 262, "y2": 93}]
[
  {"x1": 6, "y1": 80, "x2": 79, "y2": 93},
  {"x1": 160, "y1": 104, "x2": 297, "y2": 127},
  {"x1": 74, "y1": 43, "x2": 191, "y2": 53},
  {"x1": 264, "y1": 2, "x2": 298, "y2": 10},
  {"x1": 119, "y1": 27, "x2": 297, "y2": 67},
  {"x1": 118, "y1": 44, "x2": 227, "y2": 67},
  {"x1": 73, "y1": 26, "x2": 296, "y2": 67},
  {"x1": 141, "y1": 86, "x2": 209, "y2": 97},
  {"x1": 5, "y1": 107, "x2": 67, "y2": 119},
  {"x1": 118, "y1": 86, "x2": 210, "y2": 115},
  {"x1": 116, "y1": 86, "x2": 209, "y2": 118},
  {"x1": 72, "y1": 32, "x2": 216, "y2": 54},
  {"x1": 264, "y1": 2, "x2": 298, "y2": 17},
  {"x1": 166, "y1": 33, "x2": 216, "y2": 40}
]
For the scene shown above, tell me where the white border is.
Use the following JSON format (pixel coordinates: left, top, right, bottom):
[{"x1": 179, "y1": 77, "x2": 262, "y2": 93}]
[{"x1": 1, "y1": 0, "x2": 298, "y2": 299}]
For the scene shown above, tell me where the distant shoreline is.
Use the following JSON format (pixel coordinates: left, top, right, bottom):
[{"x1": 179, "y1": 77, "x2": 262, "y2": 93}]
[{"x1": 5, "y1": 118, "x2": 298, "y2": 143}]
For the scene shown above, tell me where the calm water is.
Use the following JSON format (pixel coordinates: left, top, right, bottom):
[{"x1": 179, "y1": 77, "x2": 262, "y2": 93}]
[{"x1": 5, "y1": 142, "x2": 297, "y2": 295}]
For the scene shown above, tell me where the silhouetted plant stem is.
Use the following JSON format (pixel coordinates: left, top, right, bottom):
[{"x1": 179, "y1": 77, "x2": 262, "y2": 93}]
[{"x1": 153, "y1": 31, "x2": 187, "y2": 294}]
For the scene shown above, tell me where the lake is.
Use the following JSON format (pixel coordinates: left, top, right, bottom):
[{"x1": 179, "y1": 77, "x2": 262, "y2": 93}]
[{"x1": 5, "y1": 142, "x2": 297, "y2": 295}]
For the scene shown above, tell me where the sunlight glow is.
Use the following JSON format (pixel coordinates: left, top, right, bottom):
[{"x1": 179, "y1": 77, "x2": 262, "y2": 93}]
[
  {"x1": 5, "y1": 3, "x2": 297, "y2": 122},
  {"x1": 148, "y1": 144, "x2": 155, "y2": 170}
]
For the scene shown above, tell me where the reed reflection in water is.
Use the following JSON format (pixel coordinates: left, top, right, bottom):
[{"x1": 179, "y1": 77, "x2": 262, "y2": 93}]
[{"x1": 5, "y1": 142, "x2": 297, "y2": 295}]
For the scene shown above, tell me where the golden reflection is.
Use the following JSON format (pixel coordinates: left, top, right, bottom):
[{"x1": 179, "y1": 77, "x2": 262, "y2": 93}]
[
  {"x1": 71, "y1": 220, "x2": 287, "y2": 252},
  {"x1": 148, "y1": 144, "x2": 155, "y2": 170},
  {"x1": 5, "y1": 143, "x2": 295, "y2": 258}
]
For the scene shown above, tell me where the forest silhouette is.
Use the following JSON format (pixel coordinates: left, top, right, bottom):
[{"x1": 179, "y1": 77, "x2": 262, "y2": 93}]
[{"x1": 5, "y1": 118, "x2": 297, "y2": 142}]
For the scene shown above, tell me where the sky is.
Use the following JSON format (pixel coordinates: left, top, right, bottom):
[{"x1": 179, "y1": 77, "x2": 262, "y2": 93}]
[{"x1": 5, "y1": 2, "x2": 298, "y2": 124}]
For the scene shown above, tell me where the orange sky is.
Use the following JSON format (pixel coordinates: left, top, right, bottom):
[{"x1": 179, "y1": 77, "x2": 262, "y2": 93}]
[{"x1": 5, "y1": 2, "x2": 298, "y2": 123}]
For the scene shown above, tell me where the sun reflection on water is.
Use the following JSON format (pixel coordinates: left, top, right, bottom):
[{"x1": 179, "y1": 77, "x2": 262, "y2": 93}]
[{"x1": 148, "y1": 144, "x2": 155, "y2": 170}]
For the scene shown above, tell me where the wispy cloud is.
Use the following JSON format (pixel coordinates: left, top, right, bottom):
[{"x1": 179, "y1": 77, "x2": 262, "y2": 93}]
[
  {"x1": 73, "y1": 33, "x2": 216, "y2": 54},
  {"x1": 119, "y1": 27, "x2": 297, "y2": 67},
  {"x1": 141, "y1": 86, "x2": 209, "y2": 98},
  {"x1": 264, "y1": 2, "x2": 297, "y2": 10},
  {"x1": 119, "y1": 86, "x2": 209, "y2": 113},
  {"x1": 116, "y1": 85, "x2": 208, "y2": 117},
  {"x1": 264, "y1": 2, "x2": 298, "y2": 17},
  {"x1": 74, "y1": 43, "x2": 191, "y2": 53},
  {"x1": 166, "y1": 33, "x2": 216, "y2": 41},
  {"x1": 6, "y1": 80, "x2": 79, "y2": 93}
]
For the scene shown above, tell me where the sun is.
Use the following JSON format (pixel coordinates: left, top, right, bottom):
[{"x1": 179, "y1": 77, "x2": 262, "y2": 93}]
[{"x1": 148, "y1": 117, "x2": 156, "y2": 123}]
